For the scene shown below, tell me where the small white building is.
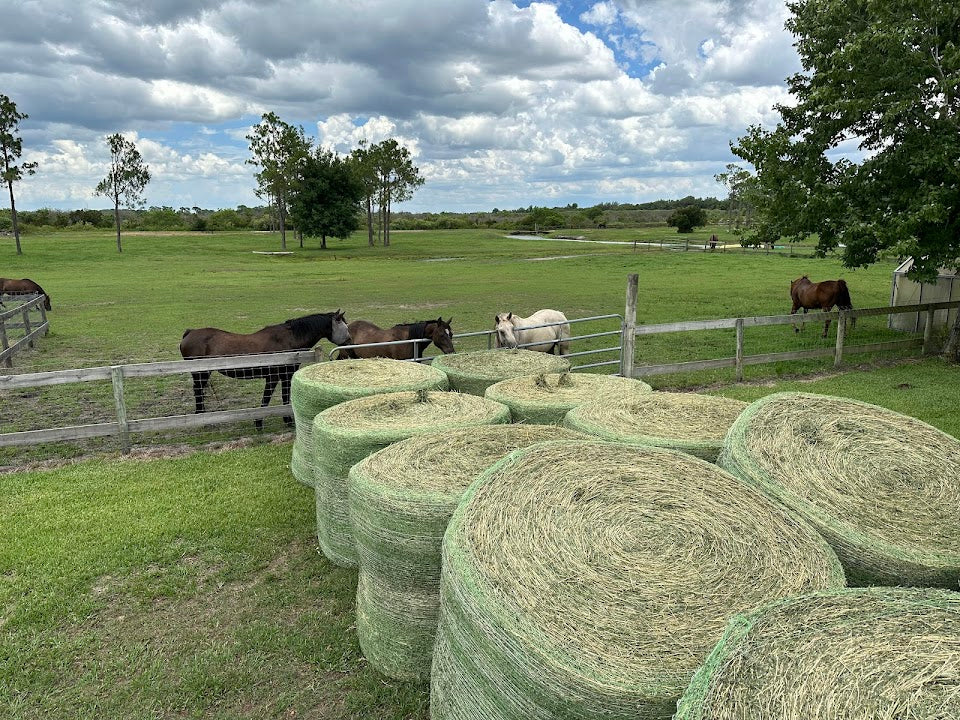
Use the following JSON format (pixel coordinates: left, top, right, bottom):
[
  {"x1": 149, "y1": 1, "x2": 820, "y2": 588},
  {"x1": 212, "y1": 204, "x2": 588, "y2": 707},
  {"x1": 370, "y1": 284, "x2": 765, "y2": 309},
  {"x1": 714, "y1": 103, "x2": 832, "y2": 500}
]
[{"x1": 889, "y1": 258, "x2": 959, "y2": 332}]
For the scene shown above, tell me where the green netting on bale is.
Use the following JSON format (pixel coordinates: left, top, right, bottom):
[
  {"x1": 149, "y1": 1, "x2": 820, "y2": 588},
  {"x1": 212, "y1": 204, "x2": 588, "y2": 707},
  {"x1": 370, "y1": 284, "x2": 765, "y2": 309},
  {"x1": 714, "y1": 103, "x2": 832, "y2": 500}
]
[
  {"x1": 676, "y1": 587, "x2": 960, "y2": 720},
  {"x1": 349, "y1": 424, "x2": 589, "y2": 683},
  {"x1": 719, "y1": 391, "x2": 960, "y2": 588},
  {"x1": 431, "y1": 349, "x2": 570, "y2": 396},
  {"x1": 563, "y1": 392, "x2": 748, "y2": 462},
  {"x1": 312, "y1": 390, "x2": 510, "y2": 568},
  {"x1": 289, "y1": 359, "x2": 448, "y2": 486},
  {"x1": 484, "y1": 372, "x2": 653, "y2": 425},
  {"x1": 430, "y1": 440, "x2": 845, "y2": 720}
]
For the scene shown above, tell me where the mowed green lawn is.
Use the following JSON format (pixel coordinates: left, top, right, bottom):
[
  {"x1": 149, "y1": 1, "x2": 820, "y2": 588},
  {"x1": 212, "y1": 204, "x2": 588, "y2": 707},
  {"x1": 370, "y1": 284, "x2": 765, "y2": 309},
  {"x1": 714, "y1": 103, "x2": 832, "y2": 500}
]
[{"x1": 2, "y1": 228, "x2": 958, "y2": 719}]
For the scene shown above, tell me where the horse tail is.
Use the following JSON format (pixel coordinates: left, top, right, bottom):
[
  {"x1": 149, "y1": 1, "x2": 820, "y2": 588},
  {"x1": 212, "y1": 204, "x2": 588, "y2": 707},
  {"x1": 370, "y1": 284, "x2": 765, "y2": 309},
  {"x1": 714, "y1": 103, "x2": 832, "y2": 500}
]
[{"x1": 836, "y1": 280, "x2": 853, "y2": 310}]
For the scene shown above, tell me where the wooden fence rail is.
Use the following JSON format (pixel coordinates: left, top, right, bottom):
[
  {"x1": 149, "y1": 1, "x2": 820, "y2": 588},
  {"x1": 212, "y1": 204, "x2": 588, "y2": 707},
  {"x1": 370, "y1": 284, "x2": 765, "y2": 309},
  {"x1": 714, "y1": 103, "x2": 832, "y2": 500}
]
[{"x1": 0, "y1": 295, "x2": 49, "y2": 368}]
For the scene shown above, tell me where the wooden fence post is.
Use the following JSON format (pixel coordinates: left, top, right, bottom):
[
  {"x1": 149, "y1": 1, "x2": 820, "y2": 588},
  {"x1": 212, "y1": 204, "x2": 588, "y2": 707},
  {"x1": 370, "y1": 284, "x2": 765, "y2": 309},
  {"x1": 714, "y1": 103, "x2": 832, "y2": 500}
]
[
  {"x1": 922, "y1": 306, "x2": 936, "y2": 354},
  {"x1": 735, "y1": 317, "x2": 744, "y2": 382},
  {"x1": 834, "y1": 311, "x2": 847, "y2": 367},
  {"x1": 21, "y1": 307, "x2": 33, "y2": 348},
  {"x1": 111, "y1": 366, "x2": 131, "y2": 454},
  {"x1": 621, "y1": 274, "x2": 638, "y2": 378},
  {"x1": 0, "y1": 320, "x2": 10, "y2": 368}
]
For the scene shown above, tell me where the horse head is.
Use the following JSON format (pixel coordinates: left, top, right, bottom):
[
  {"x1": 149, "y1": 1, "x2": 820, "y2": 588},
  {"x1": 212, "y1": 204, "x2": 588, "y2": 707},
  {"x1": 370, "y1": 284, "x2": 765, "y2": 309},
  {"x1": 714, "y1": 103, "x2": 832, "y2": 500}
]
[
  {"x1": 494, "y1": 312, "x2": 518, "y2": 349},
  {"x1": 430, "y1": 317, "x2": 455, "y2": 354},
  {"x1": 331, "y1": 310, "x2": 351, "y2": 345}
]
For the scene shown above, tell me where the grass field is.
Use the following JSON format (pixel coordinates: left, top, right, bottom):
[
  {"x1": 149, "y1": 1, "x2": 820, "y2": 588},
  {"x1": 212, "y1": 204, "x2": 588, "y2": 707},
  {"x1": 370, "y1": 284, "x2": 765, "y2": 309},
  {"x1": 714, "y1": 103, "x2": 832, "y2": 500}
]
[{"x1": 2, "y1": 227, "x2": 958, "y2": 718}]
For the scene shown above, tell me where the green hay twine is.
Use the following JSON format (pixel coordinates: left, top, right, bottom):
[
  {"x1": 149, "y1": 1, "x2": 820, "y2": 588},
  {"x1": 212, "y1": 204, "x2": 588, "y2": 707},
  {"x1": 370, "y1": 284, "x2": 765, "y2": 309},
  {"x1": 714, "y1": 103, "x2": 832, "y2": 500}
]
[
  {"x1": 676, "y1": 587, "x2": 960, "y2": 719},
  {"x1": 312, "y1": 390, "x2": 510, "y2": 568},
  {"x1": 290, "y1": 359, "x2": 448, "y2": 486},
  {"x1": 564, "y1": 392, "x2": 748, "y2": 462},
  {"x1": 431, "y1": 349, "x2": 570, "y2": 396},
  {"x1": 430, "y1": 440, "x2": 845, "y2": 720},
  {"x1": 719, "y1": 391, "x2": 960, "y2": 588},
  {"x1": 485, "y1": 372, "x2": 653, "y2": 425},
  {"x1": 349, "y1": 424, "x2": 589, "y2": 682}
]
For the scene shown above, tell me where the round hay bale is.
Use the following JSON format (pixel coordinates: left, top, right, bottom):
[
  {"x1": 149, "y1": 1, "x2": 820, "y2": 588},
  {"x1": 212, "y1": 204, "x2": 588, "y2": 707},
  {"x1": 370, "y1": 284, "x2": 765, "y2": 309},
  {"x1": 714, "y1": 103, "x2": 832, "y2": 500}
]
[
  {"x1": 564, "y1": 392, "x2": 748, "y2": 462},
  {"x1": 484, "y1": 372, "x2": 653, "y2": 425},
  {"x1": 719, "y1": 391, "x2": 960, "y2": 587},
  {"x1": 349, "y1": 424, "x2": 589, "y2": 682},
  {"x1": 290, "y1": 359, "x2": 448, "y2": 486},
  {"x1": 312, "y1": 390, "x2": 510, "y2": 568},
  {"x1": 430, "y1": 440, "x2": 845, "y2": 720},
  {"x1": 676, "y1": 587, "x2": 960, "y2": 720},
  {"x1": 431, "y1": 349, "x2": 570, "y2": 396}
]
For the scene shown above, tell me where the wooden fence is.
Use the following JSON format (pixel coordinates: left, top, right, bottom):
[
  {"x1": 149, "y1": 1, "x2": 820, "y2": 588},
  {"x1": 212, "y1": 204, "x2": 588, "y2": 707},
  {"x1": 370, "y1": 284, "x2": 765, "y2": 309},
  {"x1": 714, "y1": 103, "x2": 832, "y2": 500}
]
[
  {"x1": 619, "y1": 273, "x2": 960, "y2": 380},
  {"x1": 0, "y1": 294, "x2": 49, "y2": 368}
]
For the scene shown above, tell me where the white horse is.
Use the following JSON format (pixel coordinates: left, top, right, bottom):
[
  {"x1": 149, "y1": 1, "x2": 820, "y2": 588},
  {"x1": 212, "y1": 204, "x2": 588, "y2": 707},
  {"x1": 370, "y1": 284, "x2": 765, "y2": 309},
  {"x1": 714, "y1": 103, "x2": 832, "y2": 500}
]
[{"x1": 494, "y1": 309, "x2": 571, "y2": 355}]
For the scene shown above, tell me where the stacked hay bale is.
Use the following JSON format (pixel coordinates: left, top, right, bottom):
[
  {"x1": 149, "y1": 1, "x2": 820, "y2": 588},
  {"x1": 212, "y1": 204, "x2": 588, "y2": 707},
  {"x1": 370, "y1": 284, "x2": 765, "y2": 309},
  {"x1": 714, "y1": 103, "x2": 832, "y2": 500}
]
[
  {"x1": 312, "y1": 391, "x2": 510, "y2": 568},
  {"x1": 431, "y1": 349, "x2": 570, "y2": 396},
  {"x1": 290, "y1": 359, "x2": 448, "y2": 486},
  {"x1": 676, "y1": 587, "x2": 960, "y2": 719},
  {"x1": 565, "y1": 392, "x2": 748, "y2": 462},
  {"x1": 484, "y1": 372, "x2": 653, "y2": 425},
  {"x1": 720, "y1": 392, "x2": 960, "y2": 587},
  {"x1": 431, "y1": 440, "x2": 845, "y2": 719},
  {"x1": 349, "y1": 424, "x2": 589, "y2": 683}
]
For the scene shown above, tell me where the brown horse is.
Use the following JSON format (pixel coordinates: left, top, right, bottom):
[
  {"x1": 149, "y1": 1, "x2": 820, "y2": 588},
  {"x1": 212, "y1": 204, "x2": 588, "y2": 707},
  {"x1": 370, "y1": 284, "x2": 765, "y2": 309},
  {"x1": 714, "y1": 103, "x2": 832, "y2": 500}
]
[
  {"x1": 180, "y1": 311, "x2": 350, "y2": 429},
  {"x1": 338, "y1": 318, "x2": 454, "y2": 360},
  {"x1": 790, "y1": 276, "x2": 854, "y2": 337},
  {"x1": 0, "y1": 278, "x2": 51, "y2": 310}
]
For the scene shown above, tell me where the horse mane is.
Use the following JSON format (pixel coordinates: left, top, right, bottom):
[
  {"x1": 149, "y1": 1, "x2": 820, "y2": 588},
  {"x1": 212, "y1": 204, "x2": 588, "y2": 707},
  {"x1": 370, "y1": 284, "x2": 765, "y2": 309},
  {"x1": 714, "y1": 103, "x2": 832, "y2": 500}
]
[
  {"x1": 398, "y1": 320, "x2": 431, "y2": 339},
  {"x1": 283, "y1": 313, "x2": 332, "y2": 342}
]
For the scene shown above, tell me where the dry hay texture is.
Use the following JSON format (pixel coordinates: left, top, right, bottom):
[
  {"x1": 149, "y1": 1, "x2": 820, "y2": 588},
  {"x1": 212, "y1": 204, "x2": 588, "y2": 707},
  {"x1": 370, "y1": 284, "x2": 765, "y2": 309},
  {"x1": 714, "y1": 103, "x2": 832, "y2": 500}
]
[
  {"x1": 349, "y1": 424, "x2": 589, "y2": 683},
  {"x1": 430, "y1": 349, "x2": 570, "y2": 396},
  {"x1": 564, "y1": 392, "x2": 748, "y2": 462},
  {"x1": 430, "y1": 440, "x2": 845, "y2": 720},
  {"x1": 675, "y1": 587, "x2": 960, "y2": 720},
  {"x1": 289, "y1": 359, "x2": 448, "y2": 486},
  {"x1": 484, "y1": 372, "x2": 653, "y2": 425},
  {"x1": 719, "y1": 392, "x2": 960, "y2": 587},
  {"x1": 312, "y1": 390, "x2": 510, "y2": 567}
]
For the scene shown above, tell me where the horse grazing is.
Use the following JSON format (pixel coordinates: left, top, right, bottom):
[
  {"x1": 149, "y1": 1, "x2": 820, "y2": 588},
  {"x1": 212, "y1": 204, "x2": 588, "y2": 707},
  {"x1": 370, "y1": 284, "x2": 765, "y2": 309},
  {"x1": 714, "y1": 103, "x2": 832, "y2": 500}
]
[
  {"x1": 790, "y1": 276, "x2": 854, "y2": 337},
  {"x1": 338, "y1": 317, "x2": 455, "y2": 360},
  {"x1": 494, "y1": 309, "x2": 571, "y2": 355},
  {"x1": 179, "y1": 311, "x2": 350, "y2": 429},
  {"x1": 0, "y1": 278, "x2": 51, "y2": 310}
]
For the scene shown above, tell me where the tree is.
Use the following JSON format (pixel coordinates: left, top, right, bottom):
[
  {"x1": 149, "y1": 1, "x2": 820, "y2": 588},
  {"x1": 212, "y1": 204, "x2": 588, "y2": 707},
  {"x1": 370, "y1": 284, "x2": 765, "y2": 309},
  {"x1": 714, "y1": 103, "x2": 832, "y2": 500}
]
[
  {"x1": 666, "y1": 205, "x2": 707, "y2": 233},
  {"x1": 95, "y1": 133, "x2": 150, "y2": 253},
  {"x1": 0, "y1": 95, "x2": 38, "y2": 255},
  {"x1": 519, "y1": 206, "x2": 565, "y2": 230},
  {"x1": 289, "y1": 147, "x2": 364, "y2": 249},
  {"x1": 728, "y1": 0, "x2": 960, "y2": 282},
  {"x1": 583, "y1": 206, "x2": 605, "y2": 227},
  {"x1": 246, "y1": 113, "x2": 311, "y2": 250},
  {"x1": 353, "y1": 139, "x2": 424, "y2": 247}
]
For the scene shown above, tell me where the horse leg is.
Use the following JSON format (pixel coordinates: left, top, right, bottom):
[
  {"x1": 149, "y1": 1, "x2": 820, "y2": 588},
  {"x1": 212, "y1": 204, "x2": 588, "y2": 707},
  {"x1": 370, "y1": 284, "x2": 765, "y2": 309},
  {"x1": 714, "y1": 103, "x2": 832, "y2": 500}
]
[
  {"x1": 821, "y1": 307, "x2": 832, "y2": 338},
  {"x1": 257, "y1": 376, "x2": 279, "y2": 431},
  {"x1": 191, "y1": 371, "x2": 211, "y2": 414},
  {"x1": 280, "y1": 369, "x2": 295, "y2": 428},
  {"x1": 791, "y1": 303, "x2": 802, "y2": 333}
]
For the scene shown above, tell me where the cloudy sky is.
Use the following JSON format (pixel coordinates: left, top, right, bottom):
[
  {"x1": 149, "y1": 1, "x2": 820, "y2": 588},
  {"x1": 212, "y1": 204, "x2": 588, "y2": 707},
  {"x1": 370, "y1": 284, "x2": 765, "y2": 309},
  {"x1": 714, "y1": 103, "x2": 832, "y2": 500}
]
[{"x1": 5, "y1": 0, "x2": 801, "y2": 213}]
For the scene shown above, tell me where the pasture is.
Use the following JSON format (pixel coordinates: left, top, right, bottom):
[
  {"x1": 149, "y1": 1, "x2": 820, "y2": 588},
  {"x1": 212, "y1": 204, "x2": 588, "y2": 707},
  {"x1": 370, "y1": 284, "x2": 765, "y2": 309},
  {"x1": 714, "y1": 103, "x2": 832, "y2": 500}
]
[{"x1": 2, "y1": 227, "x2": 959, "y2": 718}]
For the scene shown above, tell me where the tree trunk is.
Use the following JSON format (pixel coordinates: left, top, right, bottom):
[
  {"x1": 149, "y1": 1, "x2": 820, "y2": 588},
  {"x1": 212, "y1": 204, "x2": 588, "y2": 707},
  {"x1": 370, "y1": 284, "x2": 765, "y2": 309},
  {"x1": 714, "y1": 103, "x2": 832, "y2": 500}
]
[
  {"x1": 366, "y1": 195, "x2": 374, "y2": 247},
  {"x1": 298, "y1": 230, "x2": 303, "y2": 248},
  {"x1": 7, "y1": 179, "x2": 22, "y2": 255},
  {"x1": 384, "y1": 193, "x2": 391, "y2": 247},
  {"x1": 114, "y1": 199, "x2": 122, "y2": 253},
  {"x1": 944, "y1": 305, "x2": 960, "y2": 361},
  {"x1": 278, "y1": 195, "x2": 287, "y2": 250},
  {"x1": 321, "y1": 234, "x2": 327, "y2": 250}
]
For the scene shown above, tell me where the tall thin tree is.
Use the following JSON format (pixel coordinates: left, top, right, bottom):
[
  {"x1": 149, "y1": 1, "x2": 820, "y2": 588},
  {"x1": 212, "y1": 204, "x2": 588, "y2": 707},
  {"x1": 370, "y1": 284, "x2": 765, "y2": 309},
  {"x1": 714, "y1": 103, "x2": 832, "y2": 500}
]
[
  {"x1": 95, "y1": 133, "x2": 150, "y2": 253},
  {"x1": 0, "y1": 95, "x2": 38, "y2": 255}
]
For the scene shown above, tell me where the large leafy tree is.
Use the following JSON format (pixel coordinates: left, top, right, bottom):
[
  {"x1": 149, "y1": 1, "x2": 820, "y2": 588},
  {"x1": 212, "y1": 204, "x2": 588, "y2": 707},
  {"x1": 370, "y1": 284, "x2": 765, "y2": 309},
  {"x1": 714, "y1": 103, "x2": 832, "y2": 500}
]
[
  {"x1": 95, "y1": 133, "x2": 150, "y2": 253},
  {"x1": 246, "y1": 112, "x2": 311, "y2": 250},
  {"x1": 353, "y1": 139, "x2": 424, "y2": 247},
  {"x1": 289, "y1": 147, "x2": 364, "y2": 249},
  {"x1": 0, "y1": 95, "x2": 38, "y2": 255},
  {"x1": 728, "y1": 0, "x2": 960, "y2": 281},
  {"x1": 666, "y1": 206, "x2": 707, "y2": 234}
]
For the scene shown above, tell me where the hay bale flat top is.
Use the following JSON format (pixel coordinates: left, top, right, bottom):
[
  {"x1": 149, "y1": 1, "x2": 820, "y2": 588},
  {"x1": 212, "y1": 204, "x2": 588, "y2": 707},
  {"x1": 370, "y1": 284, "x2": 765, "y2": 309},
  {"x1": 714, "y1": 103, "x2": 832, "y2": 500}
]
[
  {"x1": 720, "y1": 392, "x2": 960, "y2": 585},
  {"x1": 431, "y1": 349, "x2": 570, "y2": 395},
  {"x1": 293, "y1": 358, "x2": 447, "y2": 395},
  {"x1": 485, "y1": 373, "x2": 652, "y2": 424},
  {"x1": 354, "y1": 424, "x2": 588, "y2": 496},
  {"x1": 676, "y1": 587, "x2": 960, "y2": 719},
  {"x1": 433, "y1": 440, "x2": 844, "y2": 717},
  {"x1": 564, "y1": 392, "x2": 748, "y2": 460}
]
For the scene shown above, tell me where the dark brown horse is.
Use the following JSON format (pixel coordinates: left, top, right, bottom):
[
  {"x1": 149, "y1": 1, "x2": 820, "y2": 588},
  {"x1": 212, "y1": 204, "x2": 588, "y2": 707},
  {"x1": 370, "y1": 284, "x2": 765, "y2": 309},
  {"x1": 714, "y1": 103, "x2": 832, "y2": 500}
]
[
  {"x1": 790, "y1": 276, "x2": 854, "y2": 337},
  {"x1": 0, "y1": 278, "x2": 51, "y2": 310},
  {"x1": 180, "y1": 311, "x2": 350, "y2": 429},
  {"x1": 338, "y1": 318, "x2": 454, "y2": 360}
]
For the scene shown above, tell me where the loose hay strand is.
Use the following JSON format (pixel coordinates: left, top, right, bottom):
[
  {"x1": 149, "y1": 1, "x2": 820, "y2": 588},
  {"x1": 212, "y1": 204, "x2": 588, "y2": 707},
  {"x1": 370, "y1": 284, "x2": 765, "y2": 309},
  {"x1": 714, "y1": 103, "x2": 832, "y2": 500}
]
[
  {"x1": 431, "y1": 440, "x2": 845, "y2": 719},
  {"x1": 485, "y1": 373, "x2": 653, "y2": 425},
  {"x1": 719, "y1": 391, "x2": 960, "y2": 587},
  {"x1": 676, "y1": 587, "x2": 960, "y2": 720},
  {"x1": 290, "y1": 359, "x2": 447, "y2": 486},
  {"x1": 431, "y1": 349, "x2": 570, "y2": 396}
]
